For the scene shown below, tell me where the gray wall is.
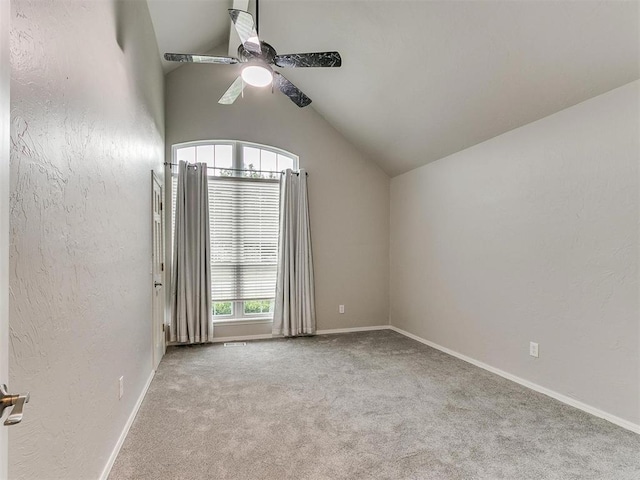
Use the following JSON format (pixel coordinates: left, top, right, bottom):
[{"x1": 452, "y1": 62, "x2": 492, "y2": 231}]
[
  {"x1": 390, "y1": 80, "x2": 639, "y2": 425},
  {"x1": 0, "y1": 0, "x2": 9, "y2": 475},
  {"x1": 9, "y1": 1, "x2": 164, "y2": 478},
  {"x1": 165, "y1": 62, "x2": 390, "y2": 336}
]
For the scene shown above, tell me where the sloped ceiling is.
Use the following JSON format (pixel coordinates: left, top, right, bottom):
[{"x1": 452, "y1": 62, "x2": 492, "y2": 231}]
[
  {"x1": 147, "y1": 0, "x2": 231, "y2": 73},
  {"x1": 148, "y1": 0, "x2": 640, "y2": 176}
]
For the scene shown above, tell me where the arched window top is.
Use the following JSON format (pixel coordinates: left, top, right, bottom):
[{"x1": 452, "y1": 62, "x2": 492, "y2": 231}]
[{"x1": 172, "y1": 140, "x2": 298, "y2": 180}]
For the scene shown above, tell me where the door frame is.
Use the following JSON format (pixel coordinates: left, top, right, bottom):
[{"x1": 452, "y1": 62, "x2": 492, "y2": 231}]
[
  {"x1": 1, "y1": 0, "x2": 11, "y2": 475},
  {"x1": 151, "y1": 171, "x2": 165, "y2": 370}
]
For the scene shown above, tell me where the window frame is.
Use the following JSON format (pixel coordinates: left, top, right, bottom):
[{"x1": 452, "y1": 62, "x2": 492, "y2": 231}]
[
  {"x1": 172, "y1": 139, "x2": 298, "y2": 180},
  {"x1": 170, "y1": 140, "x2": 298, "y2": 325}
]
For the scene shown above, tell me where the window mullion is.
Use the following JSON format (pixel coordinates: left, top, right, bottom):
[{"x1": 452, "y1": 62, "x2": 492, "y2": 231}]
[
  {"x1": 234, "y1": 141, "x2": 242, "y2": 174},
  {"x1": 233, "y1": 141, "x2": 242, "y2": 312}
]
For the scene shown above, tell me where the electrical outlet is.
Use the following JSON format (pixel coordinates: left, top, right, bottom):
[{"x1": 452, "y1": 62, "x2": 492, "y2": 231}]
[
  {"x1": 119, "y1": 376, "x2": 124, "y2": 399},
  {"x1": 339, "y1": 305, "x2": 345, "y2": 314},
  {"x1": 529, "y1": 342, "x2": 539, "y2": 358}
]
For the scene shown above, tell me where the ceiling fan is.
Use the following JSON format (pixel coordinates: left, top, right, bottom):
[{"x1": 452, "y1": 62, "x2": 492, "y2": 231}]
[{"x1": 163, "y1": 5, "x2": 342, "y2": 108}]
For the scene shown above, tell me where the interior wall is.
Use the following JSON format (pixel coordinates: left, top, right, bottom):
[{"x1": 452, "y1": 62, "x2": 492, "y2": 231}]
[
  {"x1": 390, "y1": 80, "x2": 639, "y2": 426},
  {"x1": 165, "y1": 61, "x2": 390, "y2": 336},
  {"x1": 0, "y1": 0, "x2": 10, "y2": 476},
  {"x1": 9, "y1": 1, "x2": 164, "y2": 478}
]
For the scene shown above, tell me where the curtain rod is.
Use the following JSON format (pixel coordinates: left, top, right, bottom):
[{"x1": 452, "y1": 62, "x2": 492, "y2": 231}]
[{"x1": 164, "y1": 162, "x2": 307, "y2": 176}]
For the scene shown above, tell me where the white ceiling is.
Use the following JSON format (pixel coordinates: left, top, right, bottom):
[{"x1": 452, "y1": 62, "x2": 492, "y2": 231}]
[{"x1": 147, "y1": 0, "x2": 640, "y2": 176}]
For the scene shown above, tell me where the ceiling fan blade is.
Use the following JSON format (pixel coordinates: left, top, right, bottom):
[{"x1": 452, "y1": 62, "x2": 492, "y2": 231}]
[
  {"x1": 274, "y1": 52, "x2": 342, "y2": 68},
  {"x1": 164, "y1": 53, "x2": 239, "y2": 65},
  {"x1": 218, "y1": 76, "x2": 245, "y2": 105},
  {"x1": 228, "y1": 9, "x2": 261, "y2": 55},
  {"x1": 273, "y1": 72, "x2": 312, "y2": 108}
]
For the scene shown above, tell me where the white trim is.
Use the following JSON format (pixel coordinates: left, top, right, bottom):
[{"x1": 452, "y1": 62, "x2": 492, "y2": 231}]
[
  {"x1": 211, "y1": 333, "x2": 273, "y2": 343},
  {"x1": 316, "y1": 325, "x2": 390, "y2": 335},
  {"x1": 388, "y1": 325, "x2": 640, "y2": 435},
  {"x1": 171, "y1": 139, "x2": 299, "y2": 166},
  {"x1": 151, "y1": 171, "x2": 165, "y2": 371},
  {"x1": 99, "y1": 370, "x2": 155, "y2": 480},
  {"x1": 209, "y1": 325, "x2": 391, "y2": 344},
  {"x1": 213, "y1": 318, "x2": 273, "y2": 327}
]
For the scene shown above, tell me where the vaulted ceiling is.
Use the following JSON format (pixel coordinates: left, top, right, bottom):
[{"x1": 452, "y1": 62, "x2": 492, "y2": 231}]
[{"x1": 147, "y1": 0, "x2": 640, "y2": 176}]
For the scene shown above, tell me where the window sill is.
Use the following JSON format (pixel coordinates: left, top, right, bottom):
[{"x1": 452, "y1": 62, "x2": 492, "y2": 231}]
[{"x1": 212, "y1": 317, "x2": 273, "y2": 327}]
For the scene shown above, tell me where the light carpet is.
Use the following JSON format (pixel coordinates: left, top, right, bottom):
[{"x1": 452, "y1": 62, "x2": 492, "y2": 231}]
[{"x1": 108, "y1": 330, "x2": 640, "y2": 479}]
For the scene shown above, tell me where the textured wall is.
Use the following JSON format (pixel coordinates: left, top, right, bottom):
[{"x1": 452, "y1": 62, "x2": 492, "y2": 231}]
[
  {"x1": 9, "y1": 1, "x2": 164, "y2": 478},
  {"x1": 165, "y1": 61, "x2": 390, "y2": 336},
  {"x1": 0, "y1": 0, "x2": 10, "y2": 476},
  {"x1": 390, "y1": 81, "x2": 639, "y2": 425}
]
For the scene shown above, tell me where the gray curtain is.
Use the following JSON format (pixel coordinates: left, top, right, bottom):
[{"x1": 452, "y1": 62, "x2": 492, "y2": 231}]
[
  {"x1": 171, "y1": 160, "x2": 213, "y2": 343},
  {"x1": 273, "y1": 169, "x2": 316, "y2": 336}
]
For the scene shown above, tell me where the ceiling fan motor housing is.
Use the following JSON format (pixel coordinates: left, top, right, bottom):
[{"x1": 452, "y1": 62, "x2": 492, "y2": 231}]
[{"x1": 238, "y1": 42, "x2": 277, "y2": 64}]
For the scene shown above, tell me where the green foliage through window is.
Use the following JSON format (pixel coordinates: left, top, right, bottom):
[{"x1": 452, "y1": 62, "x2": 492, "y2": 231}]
[
  {"x1": 212, "y1": 300, "x2": 274, "y2": 317},
  {"x1": 244, "y1": 300, "x2": 273, "y2": 315},
  {"x1": 213, "y1": 302, "x2": 232, "y2": 316}
]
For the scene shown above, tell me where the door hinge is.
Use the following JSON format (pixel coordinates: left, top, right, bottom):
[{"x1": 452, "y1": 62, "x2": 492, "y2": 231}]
[
  {"x1": 161, "y1": 262, "x2": 164, "y2": 271},
  {"x1": 162, "y1": 324, "x2": 165, "y2": 332},
  {"x1": 160, "y1": 201, "x2": 163, "y2": 211}
]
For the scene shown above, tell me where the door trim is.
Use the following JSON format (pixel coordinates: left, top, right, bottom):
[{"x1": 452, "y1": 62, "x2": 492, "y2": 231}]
[
  {"x1": 151, "y1": 170, "x2": 167, "y2": 371},
  {"x1": 151, "y1": 171, "x2": 165, "y2": 370}
]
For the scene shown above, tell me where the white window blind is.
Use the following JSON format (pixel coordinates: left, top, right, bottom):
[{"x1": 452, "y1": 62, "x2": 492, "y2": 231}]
[
  {"x1": 172, "y1": 175, "x2": 280, "y2": 302},
  {"x1": 209, "y1": 177, "x2": 279, "y2": 301}
]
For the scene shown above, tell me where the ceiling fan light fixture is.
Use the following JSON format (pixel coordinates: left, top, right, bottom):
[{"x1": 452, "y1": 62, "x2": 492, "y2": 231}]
[{"x1": 241, "y1": 64, "x2": 272, "y2": 87}]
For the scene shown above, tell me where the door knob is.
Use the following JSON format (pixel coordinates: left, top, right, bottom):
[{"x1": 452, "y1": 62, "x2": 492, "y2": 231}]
[
  {"x1": 0, "y1": 384, "x2": 30, "y2": 426},
  {"x1": 154, "y1": 282, "x2": 163, "y2": 287}
]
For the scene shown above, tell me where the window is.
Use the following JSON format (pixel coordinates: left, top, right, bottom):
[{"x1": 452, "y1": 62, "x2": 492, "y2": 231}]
[{"x1": 171, "y1": 141, "x2": 298, "y2": 322}]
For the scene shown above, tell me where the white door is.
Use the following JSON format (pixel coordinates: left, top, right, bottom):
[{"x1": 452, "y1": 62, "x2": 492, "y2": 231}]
[
  {"x1": 152, "y1": 172, "x2": 165, "y2": 370},
  {"x1": 0, "y1": 0, "x2": 10, "y2": 475}
]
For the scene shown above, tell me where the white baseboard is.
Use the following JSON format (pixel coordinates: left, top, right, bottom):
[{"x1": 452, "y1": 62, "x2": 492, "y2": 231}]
[
  {"x1": 209, "y1": 325, "x2": 391, "y2": 343},
  {"x1": 316, "y1": 325, "x2": 390, "y2": 335},
  {"x1": 99, "y1": 370, "x2": 155, "y2": 480},
  {"x1": 388, "y1": 325, "x2": 640, "y2": 435}
]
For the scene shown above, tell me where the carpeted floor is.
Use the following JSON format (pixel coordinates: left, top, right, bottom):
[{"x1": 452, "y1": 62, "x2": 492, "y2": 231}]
[{"x1": 108, "y1": 330, "x2": 640, "y2": 480}]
